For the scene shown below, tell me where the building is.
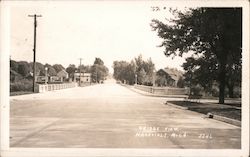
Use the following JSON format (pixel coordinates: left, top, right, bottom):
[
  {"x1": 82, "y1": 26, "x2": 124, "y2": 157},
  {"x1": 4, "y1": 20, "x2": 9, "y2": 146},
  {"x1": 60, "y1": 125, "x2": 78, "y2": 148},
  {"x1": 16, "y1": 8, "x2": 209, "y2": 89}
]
[
  {"x1": 156, "y1": 67, "x2": 183, "y2": 87},
  {"x1": 57, "y1": 69, "x2": 68, "y2": 82},
  {"x1": 74, "y1": 72, "x2": 91, "y2": 85}
]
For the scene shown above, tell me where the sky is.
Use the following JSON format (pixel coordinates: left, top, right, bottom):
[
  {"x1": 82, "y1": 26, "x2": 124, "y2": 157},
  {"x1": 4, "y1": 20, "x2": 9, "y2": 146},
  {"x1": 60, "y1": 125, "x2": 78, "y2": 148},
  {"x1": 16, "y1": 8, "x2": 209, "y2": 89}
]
[{"x1": 10, "y1": 1, "x2": 189, "y2": 73}]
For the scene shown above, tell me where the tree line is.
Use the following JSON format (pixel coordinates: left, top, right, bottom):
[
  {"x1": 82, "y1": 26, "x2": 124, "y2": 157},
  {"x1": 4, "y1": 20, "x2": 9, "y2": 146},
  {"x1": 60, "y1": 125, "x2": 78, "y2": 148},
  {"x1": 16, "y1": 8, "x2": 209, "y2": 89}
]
[
  {"x1": 10, "y1": 57, "x2": 109, "y2": 84},
  {"x1": 113, "y1": 55, "x2": 155, "y2": 85},
  {"x1": 150, "y1": 8, "x2": 242, "y2": 103},
  {"x1": 66, "y1": 57, "x2": 109, "y2": 83}
]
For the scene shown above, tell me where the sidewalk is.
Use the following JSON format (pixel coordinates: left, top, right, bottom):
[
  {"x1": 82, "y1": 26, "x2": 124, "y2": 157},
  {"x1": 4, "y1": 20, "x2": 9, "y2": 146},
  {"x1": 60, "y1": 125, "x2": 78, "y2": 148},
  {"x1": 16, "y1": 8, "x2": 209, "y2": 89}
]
[
  {"x1": 121, "y1": 84, "x2": 241, "y2": 106},
  {"x1": 121, "y1": 84, "x2": 241, "y2": 127}
]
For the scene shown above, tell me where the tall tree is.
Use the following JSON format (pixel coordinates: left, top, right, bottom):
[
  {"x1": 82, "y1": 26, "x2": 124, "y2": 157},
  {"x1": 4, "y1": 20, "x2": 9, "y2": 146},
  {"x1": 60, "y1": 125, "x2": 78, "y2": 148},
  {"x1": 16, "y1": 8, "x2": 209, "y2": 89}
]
[
  {"x1": 44, "y1": 63, "x2": 57, "y2": 76},
  {"x1": 66, "y1": 64, "x2": 77, "y2": 79},
  {"x1": 113, "y1": 60, "x2": 136, "y2": 85},
  {"x1": 10, "y1": 60, "x2": 18, "y2": 72},
  {"x1": 151, "y1": 8, "x2": 242, "y2": 104},
  {"x1": 17, "y1": 61, "x2": 31, "y2": 77},
  {"x1": 134, "y1": 55, "x2": 155, "y2": 85},
  {"x1": 91, "y1": 58, "x2": 109, "y2": 83},
  {"x1": 94, "y1": 57, "x2": 104, "y2": 65}
]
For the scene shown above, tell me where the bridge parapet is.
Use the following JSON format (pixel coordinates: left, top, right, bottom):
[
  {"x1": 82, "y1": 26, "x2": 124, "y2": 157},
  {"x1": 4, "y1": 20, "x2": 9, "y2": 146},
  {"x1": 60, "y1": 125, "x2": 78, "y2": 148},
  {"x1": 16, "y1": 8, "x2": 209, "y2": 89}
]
[
  {"x1": 134, "y1": 84, "x2": 189, "y2": 95},
  {"x1": 35, "y1": 83, "x2": 78, "y2": 93}
]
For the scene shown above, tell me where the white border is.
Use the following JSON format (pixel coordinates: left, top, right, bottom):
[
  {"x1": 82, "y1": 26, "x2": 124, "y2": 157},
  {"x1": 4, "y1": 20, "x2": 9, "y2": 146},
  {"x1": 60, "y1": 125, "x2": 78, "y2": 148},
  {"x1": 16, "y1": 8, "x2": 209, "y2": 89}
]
[{"x1": 0, "y1": 0, "x2": 249, "y2": 157}]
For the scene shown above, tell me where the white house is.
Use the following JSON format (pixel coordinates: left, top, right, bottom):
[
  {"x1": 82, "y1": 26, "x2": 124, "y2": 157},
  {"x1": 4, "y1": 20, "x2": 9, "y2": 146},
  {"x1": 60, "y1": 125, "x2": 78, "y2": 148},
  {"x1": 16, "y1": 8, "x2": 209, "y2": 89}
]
[
  {"x1": 74, "y1": 72, "x2": 91, "y2": 85},
  {"x1": 57, "y1": 69, "x2": 68, "y2": 81}
]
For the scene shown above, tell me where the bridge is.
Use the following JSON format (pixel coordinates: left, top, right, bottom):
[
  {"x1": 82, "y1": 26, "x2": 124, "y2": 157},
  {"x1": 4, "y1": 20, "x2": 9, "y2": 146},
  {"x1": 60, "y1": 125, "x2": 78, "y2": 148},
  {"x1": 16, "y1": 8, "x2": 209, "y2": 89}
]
[{"x1": 10, "y1": 79, "x2": 240, "y2": 148}]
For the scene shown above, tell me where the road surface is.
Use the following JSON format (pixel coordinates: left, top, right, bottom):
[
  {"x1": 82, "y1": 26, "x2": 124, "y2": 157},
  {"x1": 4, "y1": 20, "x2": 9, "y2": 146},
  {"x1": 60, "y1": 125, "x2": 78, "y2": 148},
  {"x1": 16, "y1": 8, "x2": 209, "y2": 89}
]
[{"x1": 10, "y1": 79, "x2": 241, "y2": 148}]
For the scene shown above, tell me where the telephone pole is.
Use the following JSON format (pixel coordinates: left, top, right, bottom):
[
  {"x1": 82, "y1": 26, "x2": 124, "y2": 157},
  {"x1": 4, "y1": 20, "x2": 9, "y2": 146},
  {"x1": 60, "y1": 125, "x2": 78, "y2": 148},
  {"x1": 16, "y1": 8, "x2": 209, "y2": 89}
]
[
  {"x1": 79, "y1": 58, "x2": 83, "y2": 86},
  {"x1": 28, "y1": 14, "x2": 42, "y2": 92}
]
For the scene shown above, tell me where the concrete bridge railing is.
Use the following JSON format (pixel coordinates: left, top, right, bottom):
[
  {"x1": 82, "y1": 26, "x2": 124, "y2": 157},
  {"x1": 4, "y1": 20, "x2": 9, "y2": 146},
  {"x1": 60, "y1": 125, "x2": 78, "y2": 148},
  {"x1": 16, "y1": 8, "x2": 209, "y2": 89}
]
[
  {"x1": 35, "y1": 82, "x2": 78, "y2": 93},
  {"x1": 134, "y1": 84, "x2": 189, "y2": 95}
]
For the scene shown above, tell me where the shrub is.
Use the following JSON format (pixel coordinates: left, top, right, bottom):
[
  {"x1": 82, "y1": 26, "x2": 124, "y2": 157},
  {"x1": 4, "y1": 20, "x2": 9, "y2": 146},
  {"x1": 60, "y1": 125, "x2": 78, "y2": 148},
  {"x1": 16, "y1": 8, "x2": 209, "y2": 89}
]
[
  {"x1": 190, "y1": 85, "x2": 203, "y2": 95},
  {"x1": 10, "y1": 79, "x2": 33, "y2": 92}
]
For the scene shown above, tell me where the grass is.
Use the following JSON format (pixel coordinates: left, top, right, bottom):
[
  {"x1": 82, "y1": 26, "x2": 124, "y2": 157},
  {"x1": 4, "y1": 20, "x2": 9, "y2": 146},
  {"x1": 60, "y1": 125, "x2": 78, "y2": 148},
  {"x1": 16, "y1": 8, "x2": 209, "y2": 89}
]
[
  {"x1": 10, "y1": 79, "x2": 33, "y2": 92},
  {"x1": 10, "y1": 91, "x2": 34, "y2": 96},
  {"x1": 167, "y1": 101, "x2": 241, "y2": 121}
]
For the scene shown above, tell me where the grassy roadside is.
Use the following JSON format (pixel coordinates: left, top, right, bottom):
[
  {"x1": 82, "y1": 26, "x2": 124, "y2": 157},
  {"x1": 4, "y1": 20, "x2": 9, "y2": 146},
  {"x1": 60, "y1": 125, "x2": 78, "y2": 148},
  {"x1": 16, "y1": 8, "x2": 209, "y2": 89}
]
[
  {"x1": 10, "y1": 91, "x2": 34, "y2": 96},
  {"x1": 167, "y1": 101, "x2": 241, "y2": 121}
]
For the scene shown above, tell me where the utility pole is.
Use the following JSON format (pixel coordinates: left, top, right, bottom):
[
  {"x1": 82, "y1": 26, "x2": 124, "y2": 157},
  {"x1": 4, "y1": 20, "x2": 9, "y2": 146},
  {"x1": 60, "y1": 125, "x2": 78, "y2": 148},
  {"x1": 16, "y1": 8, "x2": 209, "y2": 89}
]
[
  {"x1": 79, "y1": 58, "x2": 83, "y2": 86},
  {"x1": 95, "y1": 65, "x2": 98, "y2": 83},
  {"x1": 28, "y1": 14, "x2": 42, "y2": 92}
]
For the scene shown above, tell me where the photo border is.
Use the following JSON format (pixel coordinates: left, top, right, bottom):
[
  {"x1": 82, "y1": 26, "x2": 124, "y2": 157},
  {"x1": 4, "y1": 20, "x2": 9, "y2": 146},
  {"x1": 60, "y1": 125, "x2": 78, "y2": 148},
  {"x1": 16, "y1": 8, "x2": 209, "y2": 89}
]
[{"x1": 1, "y1": 0, "x2": 249, "y2": 157}]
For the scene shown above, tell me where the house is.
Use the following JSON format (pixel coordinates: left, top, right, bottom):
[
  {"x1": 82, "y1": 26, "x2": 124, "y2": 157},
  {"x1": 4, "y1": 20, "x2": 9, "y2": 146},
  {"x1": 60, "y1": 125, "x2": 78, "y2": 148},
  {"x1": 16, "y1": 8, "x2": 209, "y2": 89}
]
[
  {"x1": 74, "y1": 72, "x2": 91, "y2": 85},
  {"x1": 156, "y1": 67, "x2": 183, "y2": 87},
  {"x1": 57, "y1": 69, "x2": 68, "y2": 81}
]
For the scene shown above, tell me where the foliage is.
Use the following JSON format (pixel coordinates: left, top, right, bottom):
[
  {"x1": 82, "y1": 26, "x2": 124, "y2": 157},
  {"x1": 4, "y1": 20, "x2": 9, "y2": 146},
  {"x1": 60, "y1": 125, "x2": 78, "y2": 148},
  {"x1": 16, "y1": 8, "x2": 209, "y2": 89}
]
[
  {"x1": 66, "y1": 64, "x2": 77, "y2": 79},
  {"x1": 94, "y1": 57, "x2": 104, "y2": 65},
  {"x1": 91, "y1": 58, "x2": 109, "y2": 83},
  {"x1": 17, "y1": 61, "x2": 31, "y2": 77},
  {"x1": 10, "y1": 60, "x2": 18, "y2": 72},
  {"x1": 44, "y1": 63, "x2": 57, "y2": 76},
  {"x1": 151, "y1": 8, "x2": 242, "y2": 103},
  {"x1": 177, "y1": 77, "x2": 185, "y2": 88},
  {"x1": 10, "y1": 78, "x2": 33, "y2": 92},
  {"x1": 134, "y1": 55, "x2": 155, "y2": 85},
  {"x1": 113, "y1": 60, "x2": 136, "y2": 85},
  {"x1": 29, "y1": 62, "x2": 46, "y2": 76},
  {"x1": 113, "y1": 55, "x2": 155, "y2": 85}
]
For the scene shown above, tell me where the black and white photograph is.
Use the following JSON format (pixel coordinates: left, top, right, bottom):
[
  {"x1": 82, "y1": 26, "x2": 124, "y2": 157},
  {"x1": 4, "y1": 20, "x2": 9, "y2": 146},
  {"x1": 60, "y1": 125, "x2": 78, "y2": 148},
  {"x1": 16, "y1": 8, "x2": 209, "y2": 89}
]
[{"x1": 0, "y1": 0, "x2": 249, "y2": 157}]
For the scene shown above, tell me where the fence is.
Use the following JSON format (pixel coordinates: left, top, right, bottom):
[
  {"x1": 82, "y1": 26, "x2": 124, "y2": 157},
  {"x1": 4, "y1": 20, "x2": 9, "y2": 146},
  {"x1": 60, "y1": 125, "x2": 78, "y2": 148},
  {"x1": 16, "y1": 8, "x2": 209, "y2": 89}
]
[
  {"x1": 35, "y1": 82, "x2": 78, "y2": 93},
  {"x1": 134, "y1": 85, "x2": 189, "y2": 95}
]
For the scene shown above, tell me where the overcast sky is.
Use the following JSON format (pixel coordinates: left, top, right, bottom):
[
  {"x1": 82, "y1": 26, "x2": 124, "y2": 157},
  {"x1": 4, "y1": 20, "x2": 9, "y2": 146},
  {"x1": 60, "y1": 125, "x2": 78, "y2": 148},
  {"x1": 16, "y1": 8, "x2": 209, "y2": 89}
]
[{"x1": 10, "y1": 1, "x2": 189, "y2": 73}]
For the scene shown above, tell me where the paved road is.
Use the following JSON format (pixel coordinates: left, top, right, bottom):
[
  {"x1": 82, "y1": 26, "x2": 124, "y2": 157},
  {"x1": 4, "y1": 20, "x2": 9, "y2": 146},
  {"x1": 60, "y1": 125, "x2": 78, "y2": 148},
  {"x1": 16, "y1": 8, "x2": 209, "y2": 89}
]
[{"x1": 10, "y1": 79, "x2": 241, "y2": 148}]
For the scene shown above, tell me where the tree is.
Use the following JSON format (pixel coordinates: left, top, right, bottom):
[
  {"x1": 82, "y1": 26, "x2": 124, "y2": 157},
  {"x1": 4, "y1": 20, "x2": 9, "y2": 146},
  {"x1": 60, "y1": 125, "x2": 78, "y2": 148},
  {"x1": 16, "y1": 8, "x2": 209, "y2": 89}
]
[
  {"x1": 17, "y1": 61, "x2": 31, "y2": 77},
  {"x1": 94, "y1": 57, "x2": 104, "y2": 65},
  {"x1": 134, "y1": 55, "x2": 155, "y2": 85},
  {"x1": 79, "y1": 65, "x2": 92, "y2": 73},
  {"x1": 10, "y1": 60, "x2": 18, "y2": 72},
  {"x1": 182, "y1": 55, "x2": 219, "y2": 93},
  {"x1": 44, "y1": 63, "x2": 57, "y2": 76},
  {"x1": 66, "y1": 64, "x2": 77, "y2": 79},
  {"x1": 31, "y1": 62, "x2": 45, "y2": 76},
  {"x1": 225, "y1": 58, "x2": 241, "y2": 98},
  {"x1": 151, "y1": 8, "x2": 242, "y2": 104},
  {"x1": 91, "y1": 58, "x2": 109, "y2": 83},
  {"x1": 113, "y1": 55, "x2": 155, "y2": 85},
  {"x1": 177, "y1": 77, "x2": 185, "y2": 88},
  {"x1": 113, "y1": 60, "x2": 136, "y2": 85}
]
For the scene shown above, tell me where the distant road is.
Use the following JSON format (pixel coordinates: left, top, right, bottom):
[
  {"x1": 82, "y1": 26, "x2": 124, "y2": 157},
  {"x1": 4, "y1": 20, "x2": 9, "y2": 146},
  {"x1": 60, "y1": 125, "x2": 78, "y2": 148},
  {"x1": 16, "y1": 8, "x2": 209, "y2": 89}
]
[{"x1": 10, "y1": 79, "x2": 240, "y2": 148}]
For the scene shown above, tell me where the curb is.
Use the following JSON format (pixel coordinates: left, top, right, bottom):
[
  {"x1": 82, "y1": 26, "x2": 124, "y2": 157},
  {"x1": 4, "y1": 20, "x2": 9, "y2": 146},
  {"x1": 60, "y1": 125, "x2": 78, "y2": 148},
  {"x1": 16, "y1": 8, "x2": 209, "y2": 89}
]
[
  {"x1": 166, "y1": 101, "x2": 241, "y2": 127},
  {"x1": 165, "y1": 102, "x2": 188, "y2": 110},
  {"x1": 212, "y1": 114, "x2": 241, "y2": 127},
  {"x1": 121, "y1": 84, "x2": 241, "y2": 127}
]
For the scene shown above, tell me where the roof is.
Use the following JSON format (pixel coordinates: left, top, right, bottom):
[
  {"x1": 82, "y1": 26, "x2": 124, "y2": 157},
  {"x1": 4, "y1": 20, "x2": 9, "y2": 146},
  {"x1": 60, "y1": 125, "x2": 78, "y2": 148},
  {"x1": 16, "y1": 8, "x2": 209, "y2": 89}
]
[
  {"x1": 57, "y1": 69, "x2": 68, "y2": 74},
  {"x1": 159, "y1": 68, "x2": 183, "y2": 81},
  {"x1": 74, "y1": 73, "x2": 91, "y2": 77}
]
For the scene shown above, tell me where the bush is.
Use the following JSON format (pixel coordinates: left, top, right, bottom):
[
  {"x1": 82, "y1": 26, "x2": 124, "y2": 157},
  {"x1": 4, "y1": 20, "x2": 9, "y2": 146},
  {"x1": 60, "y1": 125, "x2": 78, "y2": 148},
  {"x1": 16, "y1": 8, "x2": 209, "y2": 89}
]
[
  {"x1": 190, "y1": 85, "x2": 203, "y2": 95},
  {"x1": 10, "y1": 79, "x2": 33, "y2": 92}
]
